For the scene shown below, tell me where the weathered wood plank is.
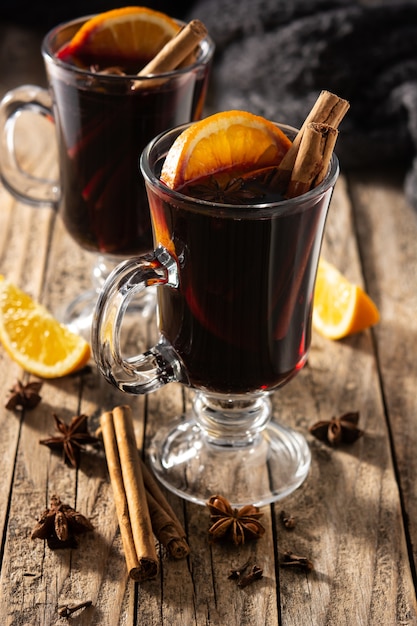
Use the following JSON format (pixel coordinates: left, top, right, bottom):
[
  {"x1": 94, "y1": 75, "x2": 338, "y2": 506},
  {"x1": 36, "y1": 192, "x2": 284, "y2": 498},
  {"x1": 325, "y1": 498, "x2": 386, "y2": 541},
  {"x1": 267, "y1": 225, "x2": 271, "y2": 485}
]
[
  {"x1": 270, "y1": 176, "x2": 417, "y2": 625},
  {"x1": 1, "y1": 22, "x2": 416, "y2": 623},
  {"x1": 350, "y1": 168, "x2": 417, "y2": 571}
]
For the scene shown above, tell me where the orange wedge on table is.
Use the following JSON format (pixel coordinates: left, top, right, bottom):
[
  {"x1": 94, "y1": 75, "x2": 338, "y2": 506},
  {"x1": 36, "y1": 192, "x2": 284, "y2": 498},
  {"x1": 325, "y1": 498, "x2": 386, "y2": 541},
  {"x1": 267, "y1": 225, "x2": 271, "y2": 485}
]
[
  {"x1": 0, "y1": 276, "x2": 90, "y2": 378},
  {"x1": 313, "y1": 259, "x2": 380, "y2": 340},
  {"x1": 58, "y1": 6, "x2": 180, "y2": 66},
  {"x1": 161, "y1": 110, "x2": 292, "y2": 189}
]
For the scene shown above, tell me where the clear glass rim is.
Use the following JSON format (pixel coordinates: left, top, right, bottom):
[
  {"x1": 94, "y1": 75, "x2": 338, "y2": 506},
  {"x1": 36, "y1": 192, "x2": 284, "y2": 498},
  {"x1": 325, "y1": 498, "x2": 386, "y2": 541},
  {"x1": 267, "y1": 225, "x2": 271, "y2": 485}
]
[
  {"x1": 140, "y1": 121, "x2": 340, "y2": 218},
  {"x1": 42, "y1": 14, "x2": 215, "y2": 81}
]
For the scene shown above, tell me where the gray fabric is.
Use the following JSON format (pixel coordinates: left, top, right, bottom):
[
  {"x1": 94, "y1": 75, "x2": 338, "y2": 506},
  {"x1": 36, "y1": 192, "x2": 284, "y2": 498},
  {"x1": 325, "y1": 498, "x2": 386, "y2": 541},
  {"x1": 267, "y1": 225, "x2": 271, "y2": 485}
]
[{"x1": 188, "y1": 0, "x2": 417, "y2": 210}]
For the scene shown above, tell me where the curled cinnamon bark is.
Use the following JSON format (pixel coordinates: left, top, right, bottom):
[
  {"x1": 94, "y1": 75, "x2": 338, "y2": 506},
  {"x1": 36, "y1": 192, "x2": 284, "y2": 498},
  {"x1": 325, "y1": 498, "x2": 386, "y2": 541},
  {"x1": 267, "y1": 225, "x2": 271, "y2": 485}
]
[
  {"x1": 276, "y1": 90, "x2": 349, "y2": 193},
  {"x1": 286, "y1": 122, "x2": 338, "y2": 198},
  {"x1": 133, "y1": 19, "x2": 208, "y2": 89},
  {"x1": 100, "y1": 405, "x2": 189, "y2": 580}
]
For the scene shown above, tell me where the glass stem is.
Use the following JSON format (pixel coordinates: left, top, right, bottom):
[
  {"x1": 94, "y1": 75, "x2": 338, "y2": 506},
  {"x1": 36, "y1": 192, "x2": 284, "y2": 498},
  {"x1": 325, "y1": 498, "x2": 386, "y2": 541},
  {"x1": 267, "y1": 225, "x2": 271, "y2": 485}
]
[{"x1": 192, "y1": 391, "x2": 272, "y2": 447}]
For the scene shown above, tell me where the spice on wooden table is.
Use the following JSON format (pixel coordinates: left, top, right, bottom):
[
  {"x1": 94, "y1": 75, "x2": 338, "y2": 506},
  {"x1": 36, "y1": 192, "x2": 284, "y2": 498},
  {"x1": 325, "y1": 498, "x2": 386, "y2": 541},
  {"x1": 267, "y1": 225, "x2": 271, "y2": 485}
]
[
  {"x1": 237, "y1": 564, "x2": 264, "y2": 588},
  {"x1": 5, "y1": 379, "x2": 42, "y2": 410},
  {"x1": 101, "y1": 407, "x2": 158, "y2": 581},
  {"x1": 309, "y1": 411, "x2": 363, "y2": 445},
  {"x1": 57, "y1": 600, "x2": 92, "y2": 618},
  {"x1": 280, "y1": 550, "x2": 314, "y2": 573},
  {"x1": 100, "y1": 405, "x2": 189, "y2": 582},
  {"x1": 207, "y1": 495, "x2": 265, "y2": 545},
  {"x1": 228, "y1": 559, "x2": 264, "y2": 588},
  {"x1": 31, "y1": 494, "x2": 94, "y2": 549},
  {"x1": 139, "y1": 456, "x2": 190, "y2": 559},
  {"x1": 39, "y1": 413, "x2": 98, "y2": 468},
  {"x1": 280, "y1": 510, "x2": 296, "y2": 529}
]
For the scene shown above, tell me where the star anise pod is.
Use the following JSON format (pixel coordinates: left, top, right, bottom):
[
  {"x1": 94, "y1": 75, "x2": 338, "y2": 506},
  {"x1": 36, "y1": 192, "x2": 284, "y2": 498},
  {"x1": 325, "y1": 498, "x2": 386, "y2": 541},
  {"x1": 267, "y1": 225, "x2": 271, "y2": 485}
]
[
  {"x1": 207, "y1": 495, "x2": 265, "y2": 545},
  {"x1": 309, "y1": 411, "x2": 363, "y2": 446},
  {"x1": 31, "y1": 494, "x2": 94, "y2": 549},
  {"x1": 39, "y1": 413, "x2": 98, "y2": 468},
  {"x1": 189, "y1": 173, "x2": 269, "y2": 204},
  {"x1": 5, "y1": 380, "x2": 43, "y2": 410}
]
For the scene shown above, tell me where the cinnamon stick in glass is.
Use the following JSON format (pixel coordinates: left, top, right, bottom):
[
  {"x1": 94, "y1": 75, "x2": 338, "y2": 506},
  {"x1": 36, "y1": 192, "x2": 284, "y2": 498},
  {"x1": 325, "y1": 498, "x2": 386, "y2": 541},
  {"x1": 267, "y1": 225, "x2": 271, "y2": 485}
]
[
  {"x1": 276, "y1": 90, "x2": 349, "y2": 192},
  {"x1": 286, "y1": 122, "x2": 338, "y2": 198},
  {"x1": 132, "y1": 19, "x2": 208, "y2": 90},
  {"x1": 274, "y1": 120, "x2": 342, "y2": 339}
]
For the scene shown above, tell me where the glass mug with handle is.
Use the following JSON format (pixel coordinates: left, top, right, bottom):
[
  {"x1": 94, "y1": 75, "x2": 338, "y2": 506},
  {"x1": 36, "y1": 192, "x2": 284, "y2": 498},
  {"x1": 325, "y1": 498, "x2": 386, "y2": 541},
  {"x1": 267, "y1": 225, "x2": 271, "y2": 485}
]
[
  {"x1": 0, "y1": 13, "x2": 214, "y2": 333},
  {"x1": 92, "y1": 121, "x2": 339, "y2": 507}
]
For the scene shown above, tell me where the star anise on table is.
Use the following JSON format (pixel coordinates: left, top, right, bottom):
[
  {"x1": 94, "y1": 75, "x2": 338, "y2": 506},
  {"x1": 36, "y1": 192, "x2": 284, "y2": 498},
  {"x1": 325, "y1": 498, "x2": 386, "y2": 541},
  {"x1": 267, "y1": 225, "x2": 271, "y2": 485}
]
[
  {"x1": 39, "y1": 413, "x2": 98, "y2": 468},
  {"x1": 5, "y1": 380, "x2": 43, "y2": 410},
  {"x1": 309, "y1": 411, "x2": 363, "y2": 446},
  {"x1": 31, "y1": 494, "x2": 94, "y2": 549},
  {"x1": 206, "y1": 495, "x2": 265, "y2": 545}
]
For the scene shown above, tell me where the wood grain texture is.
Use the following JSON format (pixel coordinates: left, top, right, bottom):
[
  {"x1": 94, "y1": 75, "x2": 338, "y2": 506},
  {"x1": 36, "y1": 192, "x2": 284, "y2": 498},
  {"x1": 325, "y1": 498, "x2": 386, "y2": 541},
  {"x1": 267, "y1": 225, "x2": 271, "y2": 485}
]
[{"x1": 0, "y1": 24, "x2": 416, "y2": 626}]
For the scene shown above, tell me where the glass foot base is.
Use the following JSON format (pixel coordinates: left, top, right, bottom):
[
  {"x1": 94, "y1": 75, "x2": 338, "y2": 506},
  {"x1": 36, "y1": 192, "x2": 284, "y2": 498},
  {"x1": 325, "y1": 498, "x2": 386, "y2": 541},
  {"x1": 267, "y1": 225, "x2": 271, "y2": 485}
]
[{"x1": 149, "y1": 417, "x2": 311, "y2": 507}]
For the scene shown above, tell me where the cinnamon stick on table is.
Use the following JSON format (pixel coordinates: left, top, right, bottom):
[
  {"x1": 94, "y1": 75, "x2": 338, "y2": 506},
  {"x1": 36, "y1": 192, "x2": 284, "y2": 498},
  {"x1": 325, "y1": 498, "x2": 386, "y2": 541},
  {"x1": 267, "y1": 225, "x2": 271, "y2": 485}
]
[
  {"x1": 138, "y1": 455, "x2": 190, "y2": 559},
  {"x1": 101, "y1": 408, "x2": 158, "y2": 581},
  {"x1": 100, "y1": 405, "x2": 189, "y2": 581}
]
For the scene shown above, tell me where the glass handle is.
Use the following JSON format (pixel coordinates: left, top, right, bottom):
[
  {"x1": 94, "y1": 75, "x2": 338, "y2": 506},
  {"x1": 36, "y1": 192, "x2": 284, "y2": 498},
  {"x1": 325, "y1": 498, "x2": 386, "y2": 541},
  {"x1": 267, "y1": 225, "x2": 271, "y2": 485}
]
[
  {"x1": 0, "y1": 85, "x2": 60, "y2": 205},
  {"x1": 92, "y1": 249, "x2": 185, "y2": 394}
]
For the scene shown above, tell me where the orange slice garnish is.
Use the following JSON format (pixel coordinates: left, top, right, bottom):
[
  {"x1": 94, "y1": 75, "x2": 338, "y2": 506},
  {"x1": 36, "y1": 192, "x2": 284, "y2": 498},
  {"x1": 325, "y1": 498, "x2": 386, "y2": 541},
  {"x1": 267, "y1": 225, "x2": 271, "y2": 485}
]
[
  {"x1": 58, "y1": 6, "x2": 180, "y2": 67},
  {"x1": 313, "y1": 258, "x2": 380, "y2": 340},
  {"x1": 161, "y1": 110, "x2": 292, "y2": 190}
]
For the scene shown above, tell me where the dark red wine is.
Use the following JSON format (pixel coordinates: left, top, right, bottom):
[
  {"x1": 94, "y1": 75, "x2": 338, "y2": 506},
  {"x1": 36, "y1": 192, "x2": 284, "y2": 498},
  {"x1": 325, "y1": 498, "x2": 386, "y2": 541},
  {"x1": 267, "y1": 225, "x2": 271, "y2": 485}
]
[
  {"x1": 150, "y1": 172, "x2": 332, "y2": 394},
  {"x1": 49, "y1": 57, "x2": 210, "y2": 255}
]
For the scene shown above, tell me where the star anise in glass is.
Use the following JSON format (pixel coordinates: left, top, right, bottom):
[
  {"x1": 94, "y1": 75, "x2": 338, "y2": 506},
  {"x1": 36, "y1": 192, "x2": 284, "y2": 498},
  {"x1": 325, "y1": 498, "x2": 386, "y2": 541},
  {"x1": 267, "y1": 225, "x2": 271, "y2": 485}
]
[
  {"x1": 309, "y1": 411, "x2": 363, "y2": 446},
  {"x1": 206, "y1": 495, "x2": 265, "y2": 545},
  {"x1": 39, "y1": 413, "x2": 98, "y2": 468},
  {"x1": 5, "y1": 380, "x2": 43, "y2": 410},
  {"x1": 31, "y1": 494, "x2": 94, "y2": 549},
  {"x1": 189, "y1": 173, "x2": 269, "y2": 204}
]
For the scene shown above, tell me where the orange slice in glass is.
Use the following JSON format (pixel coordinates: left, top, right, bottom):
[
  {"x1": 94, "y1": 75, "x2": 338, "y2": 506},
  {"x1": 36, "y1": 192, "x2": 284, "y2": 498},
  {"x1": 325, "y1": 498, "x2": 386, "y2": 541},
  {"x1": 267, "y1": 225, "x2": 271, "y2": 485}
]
[
  {"x1": 0, "y1": 276, "x2": 91, "y2": 378},
  {"x1": 58, "y1": 6, "x2": 180, "y2": 67},
  {"x1": 161, "y1": 110, "x2": 292, "y2": 189},
  {"x1": 313, "y1": 258, "x2": 380, "y2": 340}
]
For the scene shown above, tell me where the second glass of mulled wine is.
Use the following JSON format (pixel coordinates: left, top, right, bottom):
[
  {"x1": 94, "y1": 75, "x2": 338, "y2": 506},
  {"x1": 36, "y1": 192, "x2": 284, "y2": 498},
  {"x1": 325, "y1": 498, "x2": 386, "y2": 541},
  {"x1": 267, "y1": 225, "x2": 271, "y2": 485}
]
[
  {"x1": 0, "y1": 14, "x2": 214, "y2": 333},
  {"x1": 92, "y1": 122, "x2": 339, "y2": 507}
]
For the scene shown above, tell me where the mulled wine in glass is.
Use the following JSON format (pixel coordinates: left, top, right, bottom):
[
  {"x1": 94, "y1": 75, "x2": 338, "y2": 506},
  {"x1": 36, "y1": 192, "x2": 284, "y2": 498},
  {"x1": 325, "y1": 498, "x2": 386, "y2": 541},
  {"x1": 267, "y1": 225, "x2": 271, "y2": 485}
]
[
  {"x1": 92, "y1": 120, "x2": 339, "y2": 507},
  {"x1": 0, "y1": 14, "x2": 214, "y2": 334}
]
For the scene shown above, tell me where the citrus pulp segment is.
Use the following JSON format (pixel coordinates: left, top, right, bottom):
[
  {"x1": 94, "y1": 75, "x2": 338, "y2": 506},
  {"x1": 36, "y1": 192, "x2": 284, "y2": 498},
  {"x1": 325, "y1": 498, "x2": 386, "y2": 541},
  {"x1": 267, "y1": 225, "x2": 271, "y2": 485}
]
[
  {"x1": 313, "y1": 258, "x2": 380, "y2": 340},
  {"x1": 0, "y1": 277, "x2": 91, "y2": 378},
  {"x1": 58, "y1": 6, "x2": 180, "y2": 66},
  {"x1": 160, "y1": 110, "x2": 292, "y2": 189}
]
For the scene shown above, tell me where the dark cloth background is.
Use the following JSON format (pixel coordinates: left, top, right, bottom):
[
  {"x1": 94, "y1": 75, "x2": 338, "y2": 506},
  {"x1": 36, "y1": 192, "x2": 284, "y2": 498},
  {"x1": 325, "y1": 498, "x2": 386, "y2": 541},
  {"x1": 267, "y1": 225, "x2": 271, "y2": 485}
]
[
  {"x1": 185, "y1": 0, "x2": 417, "y2": 211},
  {"x1": 0, "y1": 1, "x2": 193, "y2": 29},
  {"x1": 2, "y1": 0, "x2": 417, "y2": 209}
]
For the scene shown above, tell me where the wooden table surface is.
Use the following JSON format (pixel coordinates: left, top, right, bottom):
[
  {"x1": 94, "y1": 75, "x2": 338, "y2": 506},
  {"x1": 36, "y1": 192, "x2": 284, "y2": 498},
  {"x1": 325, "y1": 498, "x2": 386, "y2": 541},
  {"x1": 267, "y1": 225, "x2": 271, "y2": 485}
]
[{"x1": 0, "y1": 21, "x2": 417, "y2": 626}]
